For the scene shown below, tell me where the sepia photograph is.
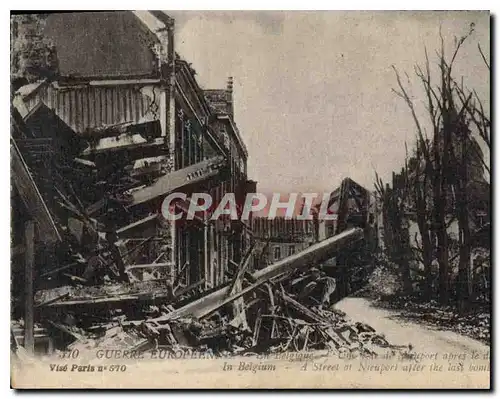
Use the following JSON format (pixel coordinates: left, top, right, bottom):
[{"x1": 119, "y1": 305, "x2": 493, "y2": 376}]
[{"x1": 9, "y1": 10, "x2": 490, "y2": 389}]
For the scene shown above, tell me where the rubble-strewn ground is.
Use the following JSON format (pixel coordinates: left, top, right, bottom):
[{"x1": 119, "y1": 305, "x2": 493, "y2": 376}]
[
  {"x1": 16, "y1": 263, "x2": 414, "y2": 367},
  {"x1": 12, "y1": 296, "x2": 491, "y2": 389}
]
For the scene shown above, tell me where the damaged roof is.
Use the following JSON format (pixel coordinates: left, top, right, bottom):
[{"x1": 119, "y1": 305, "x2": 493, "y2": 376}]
[{"x1": 42, "y1": 11, "x2": 173, "y2": 80}]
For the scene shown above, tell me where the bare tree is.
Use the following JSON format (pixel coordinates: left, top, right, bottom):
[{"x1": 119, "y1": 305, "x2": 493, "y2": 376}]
[
  {"x1": 392, "y1": 25, "x2": 478, "y2": 305},
  {"x1": 409, "y1": 142, "x2": 434, "y2": 297}
]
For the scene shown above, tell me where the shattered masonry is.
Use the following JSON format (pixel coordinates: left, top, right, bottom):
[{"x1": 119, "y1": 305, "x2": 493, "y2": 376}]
[{"x1": 11, "y1": 11, "x2": 409, "y2": 359}]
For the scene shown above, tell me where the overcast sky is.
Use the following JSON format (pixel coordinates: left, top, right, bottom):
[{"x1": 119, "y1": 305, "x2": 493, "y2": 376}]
[{"x1": 168, "y1": 11, "x2": 490, "y2": 194}]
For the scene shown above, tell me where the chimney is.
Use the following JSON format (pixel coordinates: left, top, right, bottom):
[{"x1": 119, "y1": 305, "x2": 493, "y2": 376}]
[{"x1": 227, "y1": 76, "x2": 234, "y2": 116}]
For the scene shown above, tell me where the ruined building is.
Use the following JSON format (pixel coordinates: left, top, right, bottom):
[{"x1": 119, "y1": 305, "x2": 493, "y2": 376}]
[
  {"x1": 251, "y1": 216, "x2": 316, "y2": 268},
  {"x1": 11, "y1": 11, "x2": 255, "y2": 350}
]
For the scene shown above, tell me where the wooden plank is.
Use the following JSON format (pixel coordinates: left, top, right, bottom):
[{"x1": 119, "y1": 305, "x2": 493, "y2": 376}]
[
  {"x1": 174, "y1": 279, "x2": 205, "y2": 298},
  {"x1": 39, "y1": 261, "x2": 81, "y2": 278},
  {"x1": 116, "y1": 214, "x2": 158, "y2": 238},
  {"x1": 47, "y1": 321, "x2": 85, "y2": 341},
  {"x1": 152, "y1": 228, "x2": 364, "y2": 322},
  {"x1": 125, "y1": 262, "x2": 173, "y2": 270},
  {"x1": 108, "y1": 241, "x2": 128, "y2": 283},
  {"x1": 24, "y1": 221, "x2": 35, "y2": 354},
  {"x1": 62, "y1": 273, "x2": 88, "y2": 283},
  {"x1": 41, "y1": 292, "x2": 164, "y2": 307},
  {"x1": 226, "y1": 242, "x2": 257, "y2": 298},
  {"x1": 35, "y1": 293, "x2": 70, "y2": 308},
  {"x1": 85, "y1": 198, "x2": 107, "y2": 216},
  {"x1": 81, "y1": 136, "x2": 166, "y2": 156},
  {"x1": 11, "y1": 138, "x2": 61, "y2": 244},
  {"x1": 129, "y1": 156, "x2": 226, "y2": 206},
  {"x1": 173, "y1": 262, "x2": 190, "y2": 291},
  {"x1": 276, "y1": 291, "x2": 344, "y2": 348},
  {"x1": 82, "y1": 120, "x2": 161, "y2": 140},
  {"x1": 226, "y1": 244, "x2": 257, "y2": 329},
  {"x1": 252, "y1": 310, "x2": 262, "y2": 346}
]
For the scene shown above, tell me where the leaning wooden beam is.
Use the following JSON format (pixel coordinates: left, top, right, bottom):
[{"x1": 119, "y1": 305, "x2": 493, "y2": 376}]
[
  {"x1": 173, "y1": 261, "x2": 190, "y2": 291},
  {"x1": 227, "y1": 242, "x2": 257, "y2": 298},
  {"x1": 116, "y1": 214, "x2": 158, "y2": 239},
  {"x1": 11, "y1": 137, "x2": 61, "y2": 244},
  {"x1": 85, "y1": 198, "x2": 107, "y2": 216},
  {"x1": 82, "y1": 120, "x2": 161, "y2": 140},
  {"x1": 227, "y1": 249, "x2": 256, "y2": 329},
  {"x1": 125, "y1": 262, "x2": 173, "y2": 271},
  {"x1": 174, "y1": 279, "x2": 205, "y2": 298},
  {"x1": 153, "y1": 227, "x2": 364, "y2": 322},
  {"x1": 276, "y1": 290, "x2": 344, "y2": 348},
  {"x1": 47, "y1": 321, "x2": 85, "y2": 341},
  {"x1": 40, "y1": 291, "x2": 169, "y2": 307},
  {"x1": 252, "y1": 228, "x2": 363, "y2": 282},
  {"x1": 24, "y1": 221, "x2": 35, "y2": 354},
  {"x1": 225, "y1": 244, "x2": 257, "y2": 328},
  {"x1": 276, "y1": 291, "x2": 325, "y2": 324},
  {"x1": 81, "y1": 136, "x2": 166, "y2": 156},
  {"x1": 129, "y1": 156, "x2": 226, "y2": 206},
  {"x1": 39, "y1": 261, "x2": 82, "y2": 278},
  {"x1": 34, "y1": 293, "x2": 70, "y2": 308}
]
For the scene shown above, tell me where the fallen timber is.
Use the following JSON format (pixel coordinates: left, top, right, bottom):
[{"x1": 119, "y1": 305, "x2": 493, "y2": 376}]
[
  {"x1": 30, "y1": 227, "x2": 410, "y2": 357},
  {"x1": 150, "y1": 227, "x2": 364, "y2": 321},
  {"x1": 37, "y1": 227, "x2": 363, "y2": 310},
  {"x1": 129, "y1": 155, "x2": 227, "y2": 206},
  {"x1": 11, "y1": 137, "x2": 61, "y2": 244}
]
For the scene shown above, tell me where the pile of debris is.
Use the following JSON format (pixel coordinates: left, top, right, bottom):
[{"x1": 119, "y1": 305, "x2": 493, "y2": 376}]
[
  {"x1": 11, "y1": 102, "x2": 228, "y2": 292},
  {"x1": 11, "y1": 99, "x2": 408, "y2": 359},
  {"x1": 10, "y1": 100, "x2": 225, "y2": 356},
  {"x1": 25, "y1": 233, "x2": 409, "y2": 359}
]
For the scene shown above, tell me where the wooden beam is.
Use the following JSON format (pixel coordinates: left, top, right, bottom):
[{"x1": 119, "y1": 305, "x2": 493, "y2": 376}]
[
  {"x1": 62, "y1": 273, "x2": 88, "y2": 283},
  {"x1": 174, "y1": 279, "x2": 205, "y2": 298},
  {"x1": 152, "y1": 228, "x2": 364, "y2": 322},
  {"x1": 276, "y1": 290, "x2": 344, "y2": 348},
  {"x1": 88, "y1": 79, "x2": 161, "y2": 86},
  {"x1": 173, "y1": 262, "x2": 190, "y2": 291},
  {"x1": 227, "y1": 242, "x2": 257, "y2": 298},
  {"x1": 35, "y1": 293, "x2": 70, "y2": 308},
  {"x1": 116, "y1": 214, "x2": 158, "y2": 238},
  {"x1": 39, "y1": 261, "x2": 81, "y2": 278},
  {"x1": 226, "y1": 244, "x2": 256, "y2": 330},
  {"x1": 24, "y1": 221, "x2": 35, "y2": 354},
  {"x1": 85, "y1": 198, "x2": 107, "y2": 216},
  {"x1": 82, "y1": 120, "x2": 161, "y2": 140},
  {"x1": 81, "y1": 136, "x2": 166, "y2": 156},
  {"x1": 125, "y1": 262, "x2": 173, "y2": 270},
  {"x1": 11, "y1": 138, "x2": 61, "y2": 244},
  {"x1": 128, "y1": 156, "x2": 226, "y2": 206}
]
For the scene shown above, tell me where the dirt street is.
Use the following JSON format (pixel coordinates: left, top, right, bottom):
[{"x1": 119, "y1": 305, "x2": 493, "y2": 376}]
[{"x1": 335, "y1": 297, "x2": 490, "y2": 356}]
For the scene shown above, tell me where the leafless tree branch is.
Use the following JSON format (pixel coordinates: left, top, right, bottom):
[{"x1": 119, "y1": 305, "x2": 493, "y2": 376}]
[{"x1": 478, "y1": 43, "x2": 490, "y2": 70}]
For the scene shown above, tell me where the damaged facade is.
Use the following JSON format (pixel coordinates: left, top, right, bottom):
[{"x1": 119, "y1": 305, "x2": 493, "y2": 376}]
[
  {"x1": 251, "y1": 216, "x2": 316, "y2": 267},
  {"x1": 11, "y1": 11, "x2": 401, "y2": 360},
  {"x1": 11, "y1": 11, "x2": 254, "y2": 352}
]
